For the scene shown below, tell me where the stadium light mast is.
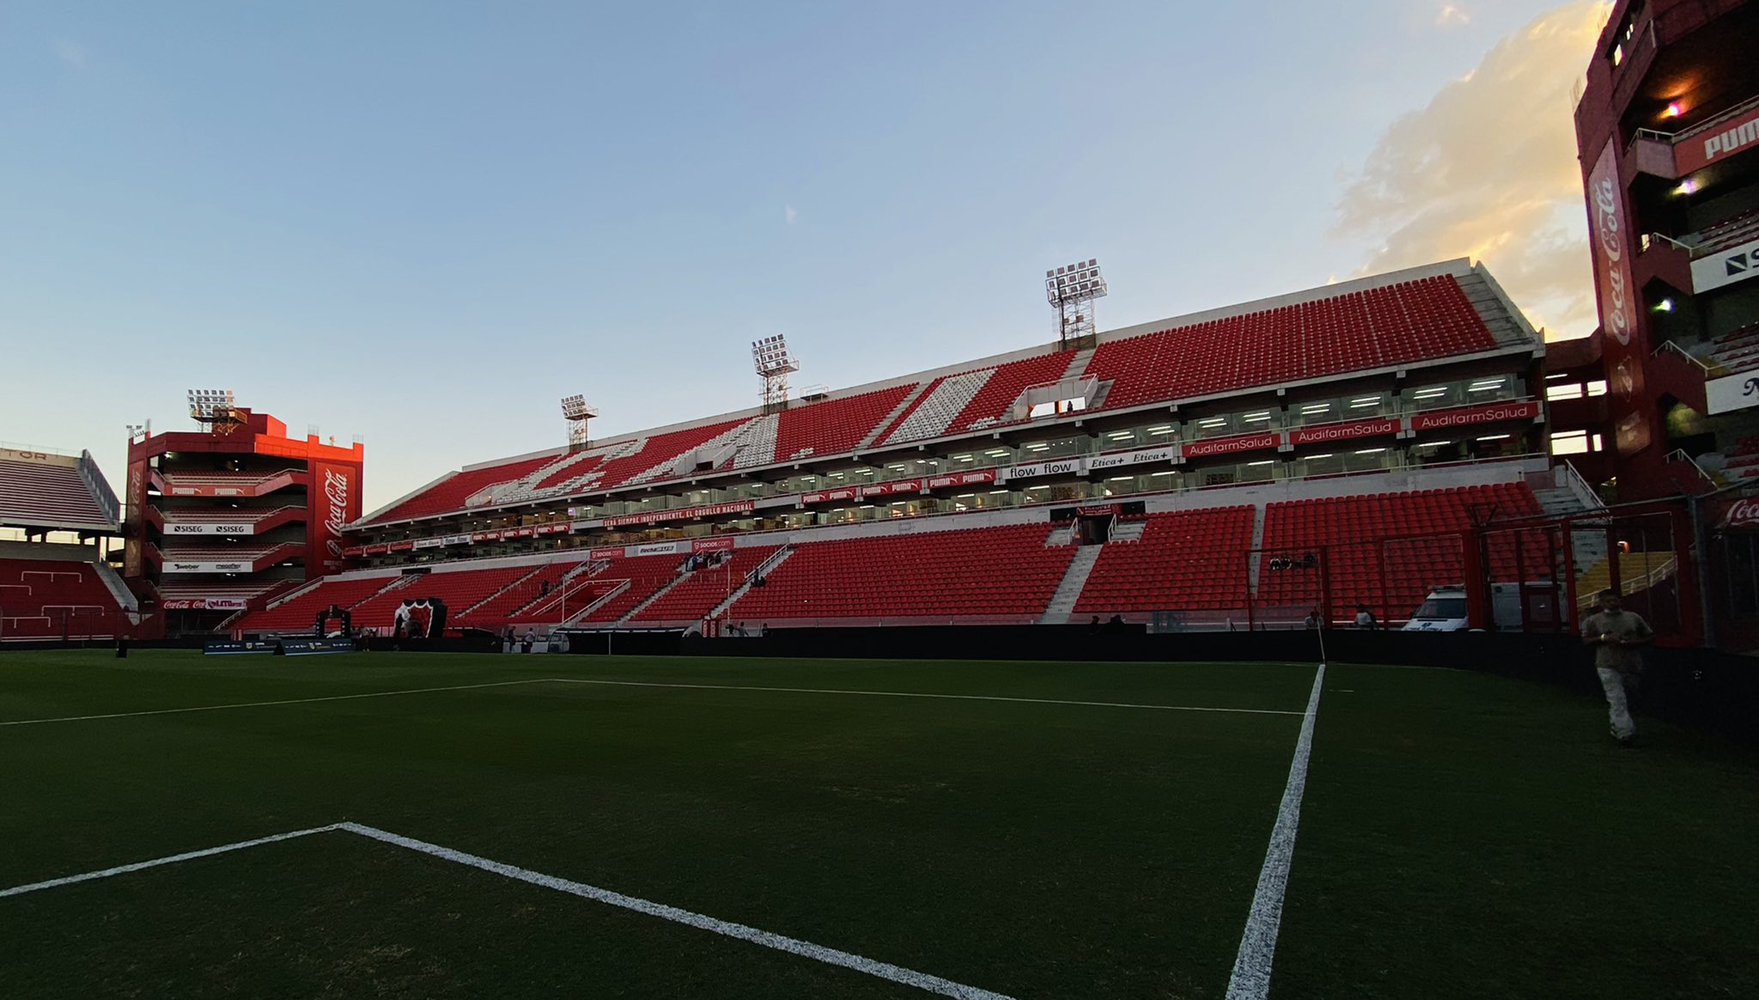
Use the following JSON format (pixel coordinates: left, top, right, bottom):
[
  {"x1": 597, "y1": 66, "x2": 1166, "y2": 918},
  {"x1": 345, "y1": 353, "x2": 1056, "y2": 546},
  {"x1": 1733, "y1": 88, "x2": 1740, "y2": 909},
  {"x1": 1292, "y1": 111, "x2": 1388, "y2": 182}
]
[
  {"x1": 1046, "y1": 258, "x2": 1108, "y2": 350},
  {"x1": 561, "y1": 394, "x2": 599, "y2": 450},
  {"x1": 751, "y1": 335, "x2": 799, "y2": 413},
  {"x1": 186, "y1": 389, "x2": 240, "y2": 433}
]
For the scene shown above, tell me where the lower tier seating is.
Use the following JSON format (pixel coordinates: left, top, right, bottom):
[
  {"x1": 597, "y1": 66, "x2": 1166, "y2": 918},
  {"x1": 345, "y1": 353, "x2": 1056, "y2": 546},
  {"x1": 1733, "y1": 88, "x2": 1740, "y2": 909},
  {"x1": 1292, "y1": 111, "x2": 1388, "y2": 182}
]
[
  {"x1": 566, "y1": 554, "x2": 691, "y2": 624},
  {"x1": 348, "y1": 565, "x2": 536, "y2": 633},
  {"x1": 727, "y1": 523, "x2": 1075, "y2": 622},
  {"x1": 629, "y1": 546, "x2": 781, "y2": 623},
  {"x1": 0, "y1": 558, "x2": 130, "y2": 639},
  {"x1": 1074, "y1": 507, "x2": 1255, "y2": 615},
  {"x1": 233, "y1": 576, "x2": 399, "y2": 633},
  {"x1": 1257, "y1": 482, "x2": 1543, "y2": 622}
]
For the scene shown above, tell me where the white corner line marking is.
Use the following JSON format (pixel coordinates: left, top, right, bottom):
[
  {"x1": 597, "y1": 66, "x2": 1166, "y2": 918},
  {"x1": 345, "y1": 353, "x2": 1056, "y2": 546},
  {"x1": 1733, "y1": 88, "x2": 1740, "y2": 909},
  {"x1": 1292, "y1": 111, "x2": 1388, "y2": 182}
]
[
  {"x1": 337, "y1": 822, "x2": 1019, "y2": 1000},
  {"x1": 1224, "y1": 661, "x2": 1326, "y2": 1000},
  {"x1": 0, "y1": 679, "x2": 555, "y2": 728},
  {"x1": 0, "y1": 824, "x2": 341, "y2": 899},
  {"x1": 1, "y1": 821, "x2": 1020, "y2": 1000},
  {"x1": 543, "y1": 678, "x2": 1304, "y2": 716}
]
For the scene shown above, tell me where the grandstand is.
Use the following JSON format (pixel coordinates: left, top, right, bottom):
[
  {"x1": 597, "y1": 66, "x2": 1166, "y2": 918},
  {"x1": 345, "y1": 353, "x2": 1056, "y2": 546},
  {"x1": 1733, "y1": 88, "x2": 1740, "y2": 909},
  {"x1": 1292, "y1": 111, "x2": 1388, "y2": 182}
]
[
  {"x1": 0, "y1": 447, "x2": 134, "y2": 642},
  {"x1": 283, "y1": 257, "x2": 1579, "y2": 636}
]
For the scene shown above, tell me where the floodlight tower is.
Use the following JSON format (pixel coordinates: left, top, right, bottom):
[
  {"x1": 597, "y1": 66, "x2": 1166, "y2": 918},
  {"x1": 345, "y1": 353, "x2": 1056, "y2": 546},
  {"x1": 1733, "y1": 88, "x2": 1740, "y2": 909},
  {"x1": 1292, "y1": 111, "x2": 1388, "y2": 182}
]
[
  {"x1": 561, "y1": 394, "x2": 600, "y2": 450},
  {"x1": 186, "y1": 389, "x2": 240, "y2": 432},
  {"x1": 751, "y1": 335, "x2": 799, "y2": 413},
  {"x1": 1046, "y1": 258, "x2": 1108, "y2": 350}
]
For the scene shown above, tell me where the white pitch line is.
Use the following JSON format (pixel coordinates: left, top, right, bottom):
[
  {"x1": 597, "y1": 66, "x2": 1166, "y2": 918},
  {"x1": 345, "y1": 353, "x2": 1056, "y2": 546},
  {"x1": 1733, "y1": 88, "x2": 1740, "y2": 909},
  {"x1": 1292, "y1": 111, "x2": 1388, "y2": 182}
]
[
  {"x1": 337, "y1": 822, "x2": 1018, "y2": 1000},
  {"x1": 0, "y1": 678, "x2": 554, "y2": 728},
  {"x1": 1223, "y1": 661, "x2": 1326, "y2": 1000},
  {"x1": 1, "y1": 820, "x2": 1019, "y2": 1000},
  {"x1": 0, "y1": 824, "x2": 340, "y2": 898},
  {"x1": 545, "y1": 677, "x2": 1304, "y2": 716}
]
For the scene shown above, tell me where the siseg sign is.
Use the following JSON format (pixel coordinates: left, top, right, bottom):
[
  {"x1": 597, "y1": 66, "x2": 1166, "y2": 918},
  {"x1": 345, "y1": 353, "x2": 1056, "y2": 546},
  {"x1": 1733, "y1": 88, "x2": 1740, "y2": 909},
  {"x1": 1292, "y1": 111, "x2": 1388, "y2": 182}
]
[{"x1": 165, "y1": 522, "x2": 255, "y2": 536}]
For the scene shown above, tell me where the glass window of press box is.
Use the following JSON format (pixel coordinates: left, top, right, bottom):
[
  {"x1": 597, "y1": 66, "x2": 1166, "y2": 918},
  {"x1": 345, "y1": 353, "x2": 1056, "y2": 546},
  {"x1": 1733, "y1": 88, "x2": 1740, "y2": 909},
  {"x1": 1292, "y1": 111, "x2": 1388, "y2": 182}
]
[
  {"x1": 1187, "y1": 407, "x2": 1279, "y2": 440},
  {"x1": 1093, "y1": 423, "x2": 1179, "y2": 452},
  {"x1": 1287, "y1": 392, "x2": 1395, "y2": 427},
  {"x1": 1294, "y1": 446, "x2": 1397, "y2": 478},
  {"x1": 1192, "y1": 457, "x2": 1284, "y2": 489},
  {"x1": 1402, "y1": 374, "x2": 1524, "y2": 411}
]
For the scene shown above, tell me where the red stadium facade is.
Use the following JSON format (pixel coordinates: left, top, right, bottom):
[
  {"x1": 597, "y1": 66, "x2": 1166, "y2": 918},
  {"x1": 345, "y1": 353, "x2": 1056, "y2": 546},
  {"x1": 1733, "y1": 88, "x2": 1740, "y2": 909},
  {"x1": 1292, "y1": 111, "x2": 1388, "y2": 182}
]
[
  {"x1": 1567, "y1": 0, "x2": 1759, "y2": 498},
  {"x1": 123, "y1": 407, "x2": 364, "y2": 634}
]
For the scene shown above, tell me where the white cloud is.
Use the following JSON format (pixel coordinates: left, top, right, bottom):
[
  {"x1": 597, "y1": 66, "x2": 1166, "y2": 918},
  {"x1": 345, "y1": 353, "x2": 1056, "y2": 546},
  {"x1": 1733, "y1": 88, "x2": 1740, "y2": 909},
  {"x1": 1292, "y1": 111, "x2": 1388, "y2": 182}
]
[
  {"x1": 1336, "y1": 1, "x2": 1612, "y2": 339},
  {"x1": 54, "y1": 40, "x2": 88, "y2": 68},
  {"x1": 1436, "y1": 5, "x2": 1471, "y2": 28},
  {"x1": 784, "y1": 204, "x2": 798, "y2": 225}
]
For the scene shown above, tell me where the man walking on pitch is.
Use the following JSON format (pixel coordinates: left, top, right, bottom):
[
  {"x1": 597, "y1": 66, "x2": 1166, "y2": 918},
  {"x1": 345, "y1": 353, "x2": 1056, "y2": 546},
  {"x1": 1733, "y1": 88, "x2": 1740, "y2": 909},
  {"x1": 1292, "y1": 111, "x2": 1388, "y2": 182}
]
[{"x1": 1582, "y1": 588, "x2": 1653, "y2": 746}]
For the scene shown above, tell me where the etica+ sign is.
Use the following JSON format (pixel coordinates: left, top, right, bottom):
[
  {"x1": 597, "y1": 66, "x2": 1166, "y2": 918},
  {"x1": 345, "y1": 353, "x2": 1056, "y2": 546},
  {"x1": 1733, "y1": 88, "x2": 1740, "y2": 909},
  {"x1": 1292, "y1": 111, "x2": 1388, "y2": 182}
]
[
  {"x1": 602, "y1": 500, "x2": 755, "y2": 528},
  {"x1": 1409, "y1": 400, "x2": 1540, "y2": 432},
  {"x1": 1182, "y1": 432, "x2": 1279, "y2": 459},
  {"x1": 1086, "y1": 446, "x2": 1175, "y2": 472},
  {"x1": 1288, "y1": 418, "x2": 1399, "y2": 447}
]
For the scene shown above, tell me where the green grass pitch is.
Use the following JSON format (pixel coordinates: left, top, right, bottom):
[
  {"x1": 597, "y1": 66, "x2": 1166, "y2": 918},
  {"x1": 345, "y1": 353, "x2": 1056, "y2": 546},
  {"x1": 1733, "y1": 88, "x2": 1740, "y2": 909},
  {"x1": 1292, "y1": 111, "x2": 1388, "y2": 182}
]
[{"x1": 1, "y1": 649, "x2": 1755, "y2": 999}]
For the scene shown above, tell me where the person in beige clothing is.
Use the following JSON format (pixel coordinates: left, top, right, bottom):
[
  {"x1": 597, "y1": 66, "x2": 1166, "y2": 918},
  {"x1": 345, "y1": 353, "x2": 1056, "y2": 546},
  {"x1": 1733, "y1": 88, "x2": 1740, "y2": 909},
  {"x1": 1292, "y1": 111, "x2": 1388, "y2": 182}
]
[{"x1": 1581, "y1": 589, "x2": 1653, "y2": 746}]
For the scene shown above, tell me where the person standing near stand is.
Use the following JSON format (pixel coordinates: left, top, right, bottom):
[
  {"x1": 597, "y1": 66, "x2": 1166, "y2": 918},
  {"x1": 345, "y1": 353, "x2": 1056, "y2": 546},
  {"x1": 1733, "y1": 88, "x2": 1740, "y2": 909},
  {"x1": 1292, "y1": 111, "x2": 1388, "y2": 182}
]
[{"x1": 1582, "y1": 588, "x2": 1653, "y2": 747}]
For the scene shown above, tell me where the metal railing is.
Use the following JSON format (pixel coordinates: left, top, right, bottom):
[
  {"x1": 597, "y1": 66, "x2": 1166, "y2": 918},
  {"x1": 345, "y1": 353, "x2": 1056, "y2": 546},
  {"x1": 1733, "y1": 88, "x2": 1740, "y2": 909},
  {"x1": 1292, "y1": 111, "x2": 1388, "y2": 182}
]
[
  {"x1": 1652, "y1": 339, "x2": 1715, "y2": 375},
  {"x1": 1665, "y1": 449, "x2": 1721, "y2": 488}
]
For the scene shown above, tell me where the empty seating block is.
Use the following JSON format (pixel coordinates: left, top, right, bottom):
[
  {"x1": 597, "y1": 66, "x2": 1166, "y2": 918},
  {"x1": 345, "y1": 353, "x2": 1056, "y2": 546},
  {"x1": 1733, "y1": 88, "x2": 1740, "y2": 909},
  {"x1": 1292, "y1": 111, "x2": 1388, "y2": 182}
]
[
  {"x1": 347, "y1": 565, "x2": 537, "y2": 632},
  {"x1": 1074, "y1": 508, "x2": 1255, "y2": 614},
  {"x1": 565, "y1": 554, "x2": 689, "y2": 624},
  {"x1": 0, "y1": 558, "x2": 128, "y2": 639},
  {"x1": 1084, "y1": 276, "x2": 1497, "y2": 411},
  {"x1": 233, "y1": 576, "x2": 398, "y2": 633},
  {"x1": 458, "y1": 561, "x2": 590, "y2": 626},
  {"x1": 775, "y1": 386, "x2": 916, "y2": 462},
  {"x1": 368, "y1": 455, "x2": 559, "y2": 524},
  {"x1": 0, "y1": 460, "x2": 112, "y2": 530},
  {"x1": 946, "y1": 352, "x2": 1078, "y2": 434},
  {"x1": 1258, "y1": 483, "x2": 1544, "y2": 622},
  {"x1": 630, "y1": 546, "x2": 780, "y2": 623},
  {"x1": 727, "y1": 524, "x2": 1075, "y2": 622}
]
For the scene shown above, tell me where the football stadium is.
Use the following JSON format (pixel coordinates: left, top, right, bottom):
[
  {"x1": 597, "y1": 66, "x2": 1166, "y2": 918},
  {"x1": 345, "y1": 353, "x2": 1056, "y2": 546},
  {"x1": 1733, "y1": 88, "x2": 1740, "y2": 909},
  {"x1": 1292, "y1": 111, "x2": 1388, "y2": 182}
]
[{"x1": 4, "y1": 2, "x2": 1759, "y2": 997}]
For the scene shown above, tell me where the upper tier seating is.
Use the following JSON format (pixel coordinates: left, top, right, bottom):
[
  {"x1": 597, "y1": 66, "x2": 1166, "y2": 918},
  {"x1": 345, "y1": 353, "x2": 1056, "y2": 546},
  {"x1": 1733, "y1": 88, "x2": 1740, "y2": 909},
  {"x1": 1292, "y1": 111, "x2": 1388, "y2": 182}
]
[
  {"x1": 1691, "y1": 207, "x2": 1759, "y2": 254},
  {"x1": 946, "y1": 351, "x2": 1079, "y2": 434},
  {"x1": 727, "y1": 523, "x2": 1075, "y2": 622},
  {"x1": 347, "y1": 565, "x2": 538, "y2": 633},
  {"x1": 0, "y1": 460, "x2": 113, "y2": 531},
  {"x1": 1709, "y1": 322, "x2": 1759, "y2": 375},
  {"x1": 1258, "y1": 482, "x2": 1543, "y2": 623},
  {"x1": 0, "y1": 558, "x2": 130, "y2": 639},
  {"x1": 370, "y1": 455, "x2": 558, "y2": 524},
  {"x1": 1074, "y1": 508, "x2": 1255, "y2": 615},
  {"x1": 629, "y1": 545, "x2": 781, "y2": 623},
  {"x1": 774, "y1": 385, "x2": 916, "y2": 461},
  {"x1": 232, "y1": 576, "x2": 400, "y2": 632},
  {"x1": 1085, "y1": 276, "x2": 1497, "y2": 411}
]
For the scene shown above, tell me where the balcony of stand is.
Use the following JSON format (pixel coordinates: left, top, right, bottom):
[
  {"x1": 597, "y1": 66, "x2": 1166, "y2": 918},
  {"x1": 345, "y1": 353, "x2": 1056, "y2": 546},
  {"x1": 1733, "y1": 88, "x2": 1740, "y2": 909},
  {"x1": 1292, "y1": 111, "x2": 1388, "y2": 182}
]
[{"x1": 1648, "y1": 340, "x2": 1713, "y2": 415}]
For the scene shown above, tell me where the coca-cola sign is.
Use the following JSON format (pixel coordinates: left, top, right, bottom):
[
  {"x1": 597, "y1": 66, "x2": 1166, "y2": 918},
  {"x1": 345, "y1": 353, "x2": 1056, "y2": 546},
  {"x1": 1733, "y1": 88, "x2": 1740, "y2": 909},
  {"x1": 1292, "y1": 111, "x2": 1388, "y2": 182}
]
[
  {"x1": 1720, "y1": 498, "x2": 1759, "y2": 530},
  {"x1": 1588, "y1": 139, "x2": 1636, "y2": 347},
  {"x1": 323, "y1": 469, "x2": 349, "y2": 559}
]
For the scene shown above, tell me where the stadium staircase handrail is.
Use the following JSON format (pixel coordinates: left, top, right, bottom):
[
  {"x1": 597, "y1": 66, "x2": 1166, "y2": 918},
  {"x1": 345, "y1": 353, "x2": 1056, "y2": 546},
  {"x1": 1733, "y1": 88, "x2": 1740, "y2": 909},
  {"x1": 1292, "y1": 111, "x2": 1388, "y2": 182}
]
[
  {"x1": 1652, "y1": 338, "x2": 1714, "y2": 375},
  {"x1": 1665, "y1": 449, "x2": 1720, "y2": 489}
]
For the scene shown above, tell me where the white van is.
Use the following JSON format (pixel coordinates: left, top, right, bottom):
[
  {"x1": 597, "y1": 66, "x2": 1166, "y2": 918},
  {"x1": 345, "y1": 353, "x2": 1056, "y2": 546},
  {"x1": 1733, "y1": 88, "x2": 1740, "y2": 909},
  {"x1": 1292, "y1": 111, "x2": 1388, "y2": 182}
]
[{"x1": 1402, "y1": 583, "x2": 1528, "y2": 632}]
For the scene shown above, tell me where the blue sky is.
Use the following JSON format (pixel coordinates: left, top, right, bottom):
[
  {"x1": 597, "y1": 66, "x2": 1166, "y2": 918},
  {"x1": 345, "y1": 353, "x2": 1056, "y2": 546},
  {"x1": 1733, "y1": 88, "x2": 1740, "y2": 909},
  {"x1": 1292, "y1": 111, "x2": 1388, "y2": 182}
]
[{"x1": 0, "y1": 1, "x2": 1603, "y2": 511}]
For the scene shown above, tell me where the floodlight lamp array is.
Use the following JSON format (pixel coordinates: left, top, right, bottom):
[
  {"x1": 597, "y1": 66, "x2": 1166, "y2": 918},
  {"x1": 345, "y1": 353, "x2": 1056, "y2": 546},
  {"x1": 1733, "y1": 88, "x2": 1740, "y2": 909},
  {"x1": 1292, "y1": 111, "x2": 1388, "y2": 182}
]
[
  {"x1": 186, "y1": 388, "x2": 236, "y2": 421},
  {"x1": 560, "y1": 394, "x2": 598, "y2": 420},
  {"x1": 1046, "y1": 259, "x2": 1107, "y2": 306},
  {"x1": 751, "y1": 335, "x2": 798, "y2": 375}
]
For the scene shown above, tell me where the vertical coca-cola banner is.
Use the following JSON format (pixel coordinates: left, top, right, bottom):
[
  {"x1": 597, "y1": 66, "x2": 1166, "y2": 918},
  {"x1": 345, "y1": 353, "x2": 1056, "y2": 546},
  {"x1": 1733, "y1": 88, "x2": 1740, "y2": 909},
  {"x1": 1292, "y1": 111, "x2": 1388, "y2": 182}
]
[
  {"x1": 308, "y1": 461, "x2": 362, "y2": 577},
  {"x1": 1586, "y1": 137, "x2": 1650, "y2": 457},
  {"x1": 123, "y1": 458, "x2": 149, "y2": 578}
]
